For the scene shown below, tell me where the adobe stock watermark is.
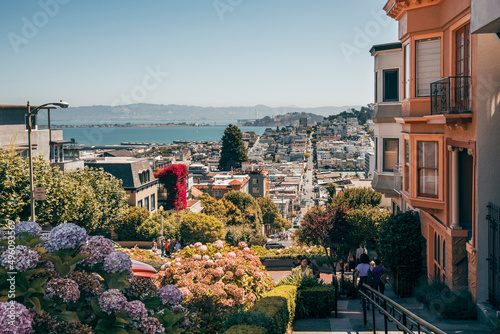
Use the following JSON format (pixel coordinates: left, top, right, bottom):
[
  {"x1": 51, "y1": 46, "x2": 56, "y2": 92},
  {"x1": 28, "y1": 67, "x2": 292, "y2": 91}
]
[
  {"x1": 81, "y1": 64, "x2": 170, "y2": 146},
  {"x1": 7, "y1": 0, "x2": 72, "y2": 54},
  {"x1": 213, "y1": 0, "x2": 244, "y2": 21},
  {"x1": 3, "y1": 220, "x2": 18, "y2": 328},
  {"x1": 339, "y1": 10, "x2": 393, "y2": 64}
]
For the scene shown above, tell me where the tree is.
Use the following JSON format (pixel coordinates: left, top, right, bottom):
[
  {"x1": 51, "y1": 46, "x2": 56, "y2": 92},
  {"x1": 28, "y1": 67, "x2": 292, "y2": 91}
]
[
  {"x1": 330, "y1": 187, "x2": 382, "y2": 208},
  {"x1": 218, "y1": 124, "x2": 248, "y2": 171},
  {"x1": 295, "y1": 205, "x2": 350, "y2": 274},
  {"x1": 198, "y1": 194, "x2": 228, "y2": 222},
  {"x1": 256, "y1": 196, "x2": 286, "y2": 230},
  {"x1": 179, "y1": 212, "x2": 225, "y2": 245},
  {"x1": 115, "y1": 206, "x2": 150, "y2": 240},
  {"x1": 222, "y1": 191, "x2": 262, "y2": 227},
  {"x1": 345, "y1": 205, "x2": 390, "y2": 250},
  {"x1": 155, "y1": 164, "x2": 188, "y2": 211},
  {"x1": 324, "y1": 183, "x2": 338, "y2": 204},
  {"x1": 0, "y1": 152, "x2": 128, "y2": 234}
]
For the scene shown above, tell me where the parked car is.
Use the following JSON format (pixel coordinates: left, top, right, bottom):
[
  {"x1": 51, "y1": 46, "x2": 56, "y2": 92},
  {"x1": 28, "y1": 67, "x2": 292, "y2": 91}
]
[{"x1": 265, "y1": 242, "x2": 286, "y2": 249}]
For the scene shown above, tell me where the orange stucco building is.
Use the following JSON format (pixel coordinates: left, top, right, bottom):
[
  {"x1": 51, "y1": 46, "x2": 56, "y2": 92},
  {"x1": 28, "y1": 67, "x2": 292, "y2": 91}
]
[{"x1": 384, "y1": 0, "x2": 476, "y2": 293}]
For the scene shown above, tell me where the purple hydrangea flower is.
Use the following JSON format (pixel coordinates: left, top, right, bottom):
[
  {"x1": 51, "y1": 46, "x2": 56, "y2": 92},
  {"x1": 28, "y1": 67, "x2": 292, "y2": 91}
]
[
  {"x1": 140, "y1": 317, "x2": 165, "y2": 334},
  {"x1": 47, "y1": 223, "x2": 88, "y2": 251},
  {"x1": 15, "y1": 221, "x2": 42, "y2": 237},
  {"x1": 103, "y1": 251, "x2": 132, "y2": 273},
  {"x1": 98, "y1": 289, "x2": 127, "y2": 314},
  {"x1": 158, "y1": 285, "x2": 184, "y2": 305},
  {"x1": 0, "y1": 245, "x2": 39, "y2": 272},
  {"x1": 44, "y1": 278, "x2": 80, "y2": 303},
  {"x1": 0, "y1": 228, "x2": 5, "y2": 238},
  {"x1": 125, "y1": 300, "x2": 148, "y2": 321},
  {"x1": 79, "y1": 236, "x2": 115, "y2": 267},
  {"x1": 0, "y1": 301, "x2": 33, "y2": 334}
]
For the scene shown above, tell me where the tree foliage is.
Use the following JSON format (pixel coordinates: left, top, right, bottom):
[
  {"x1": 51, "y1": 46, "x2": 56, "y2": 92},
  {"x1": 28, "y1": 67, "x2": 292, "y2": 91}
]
[
  {"x1": 330, "y1": 187, "x2": 382, "y2": 208},
  {"x1": 0, "y1": 152, "x2": 128, "y2": 234},
  {"x1": 324, "y1": 183, "x2": 338, "y2": 204},
  {"x1": 256, "y1": 197, "x2": 287, "y2": 230},
  {"x1": 377, "y1": 210, "x2": 423, "y2": 274},
  {"x1": 179, "y1": 212, "x2": 226, "y2": 245},
  {"x1": 114, "y1": 206, "x2": 150, "y2": 240},
  {"x1": 155, "y1": 164, "x2": 188, "y2": 211},
  {"x1": 223, "y1": 191, "x2": 262, "y2": 227},
  {"x1": 345, "y1": 205, "x2": 390, "y2": 250},
  {"x1": 295, "y1": 206, "x2": 350, "y2": 273},
  {"x1": 218, "y1": 124, "x2": 248, "y2": 171}
]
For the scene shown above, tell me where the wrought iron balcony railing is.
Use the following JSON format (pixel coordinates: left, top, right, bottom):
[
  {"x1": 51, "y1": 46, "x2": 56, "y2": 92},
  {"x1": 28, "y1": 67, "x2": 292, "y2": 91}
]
[{"x1": 430, "y1": 76, "x2": 472, "y2": 114}]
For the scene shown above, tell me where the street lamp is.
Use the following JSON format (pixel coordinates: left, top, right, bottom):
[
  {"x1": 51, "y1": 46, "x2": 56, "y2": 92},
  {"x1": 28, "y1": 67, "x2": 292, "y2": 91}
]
[
  {"x1": 159, "y1": 206, "x2": 164, "y2": 237},
  {"x1": 27, "y1": 101, "x2": 69, "y2": 222}
]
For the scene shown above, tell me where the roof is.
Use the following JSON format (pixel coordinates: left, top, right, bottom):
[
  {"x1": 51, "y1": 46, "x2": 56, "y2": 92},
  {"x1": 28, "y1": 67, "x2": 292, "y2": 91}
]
[
  {"x1": 85, "y1": 157, "x2": 154, "y2": 188},
  {"x1": 190, "y1": 187, "x2": 204, "y2": 198},
  {"x1": 369, "y1": 42, "x2": 402, "y2": 55}
]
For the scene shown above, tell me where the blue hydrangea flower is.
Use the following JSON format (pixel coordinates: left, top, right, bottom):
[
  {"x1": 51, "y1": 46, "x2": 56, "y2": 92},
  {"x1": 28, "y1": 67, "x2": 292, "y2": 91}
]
[
  {"x1": 99, "y1": 289, "x2": 127, "y2": 314},
  {"x1": 79, "y1": 236, "x2": 115, "y2": 267},
  {"x1": 0, "y1": 301, "x2": 33, "y2": 334},
  {"x1": 44, "y1": 278, "x2": 80, "y2": 303},
  {"x1": 140, "y1": 317, "x2": 165, "y2": 334},
  {"x1": 158, "y1": 285, "x2": 184, "y2": 305},
  {"x1": 47, "y1": 223, "x2": 88, "y2": 251},
  {"x1": 125, "y1": 300, "x2": 148, "y2": 321},
  {"x1": 103, "y1": 251, "x2": 132, "y2": 273},
  {"x1": 0, "y1": 245, "x2": 39, "y2": 272},
  {"x1": 15, "y1": 221, "x2": 42, "y2": 237}
]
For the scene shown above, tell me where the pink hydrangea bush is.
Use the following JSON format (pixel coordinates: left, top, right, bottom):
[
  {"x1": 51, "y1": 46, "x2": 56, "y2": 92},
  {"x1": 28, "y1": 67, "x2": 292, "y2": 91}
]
[{"x1": 152, "y1": 241, "x2": 273, "y2": 307}]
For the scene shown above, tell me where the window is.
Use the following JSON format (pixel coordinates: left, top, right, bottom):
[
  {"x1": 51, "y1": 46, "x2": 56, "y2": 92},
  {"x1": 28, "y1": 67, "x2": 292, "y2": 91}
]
[
  {"x1": 138, "y1": 200, "x2": 143, "y2": 207},
  {"x1": 404, "y1": 43, "x2": 410, "y2": 99},
  {"x1": 375, "y1": 71, "x2": 378, "y2": 103},
  {"x1": 383, "y1": 138, "x2": 399, "y2": 172},
  {"x1": 417, "y1": 141, "x2": 439, "y2": 198},
  {"x1": 416, "y1": 38, "x2": 441, "y2": 97},
  {"x1": 144, "y1": 196, "x2": 150, "y2": 211},
  {"x1": 253, "y1": 179, "x2": 259, "y2": 184},
  {"x1": 404, "y1": 140, "x2": 410, "y2": 191},
  {"x1": 442, "y1": 240, "x2": 446, "y2": 271},
  {"x1": 214, "y1": 190, "x2": 222, "y2": 197},
  {"x1": 150, "y1": 194, "x2": 156, "y2": 211},
  {"x1": 253, "y1": 187, "x2": 260, "y2": 193},
  {"x1": 374, "y1": 138, "x2": 378, "y2": 172},
  {"x1": 383, "y1": 69, "x2": 399, "y2": 102}
]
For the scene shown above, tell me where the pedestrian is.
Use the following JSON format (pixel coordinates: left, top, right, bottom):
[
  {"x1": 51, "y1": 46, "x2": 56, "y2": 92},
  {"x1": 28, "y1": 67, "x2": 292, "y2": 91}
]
[
  {"x1": 165, "y1": 239, "x2": 171, "y2": 257},
  {"x1": 354, "y1": 253, "x2": 372, "y2": 308},
  {"x1": 151, "y1": 240, "x2": 157, "y2": 253},
  {"x1": 293, "y1": 255, "x2": 320, "y2": 278},
  {"x1": 175, "y1": 240, "x2": 181, "y2": 252},
  {"x1": 160, "y1": 239, "x2": 165, "y2": 257},
  {"x1": 293, "y1": 255, "x2": 303, "y2": 268},
  {"x1": 355, "y1": 244, "x2": 367, "y2": 265},
  {"x1": 372, "y1": 259, "x2": 387, "y2": 294},
  {"x1": 291, "y1": 257, "x2": 314, "y2": 277}
]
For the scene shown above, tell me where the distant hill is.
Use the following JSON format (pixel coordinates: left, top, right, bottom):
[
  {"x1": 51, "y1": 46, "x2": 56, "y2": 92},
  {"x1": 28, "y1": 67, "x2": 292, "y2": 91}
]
[
  {"x1": 49, "y1": 104, "x2": 361, "y2": 125},
  {"x1": 245, "y1": 112, "x2": 324, "y2": 126}
]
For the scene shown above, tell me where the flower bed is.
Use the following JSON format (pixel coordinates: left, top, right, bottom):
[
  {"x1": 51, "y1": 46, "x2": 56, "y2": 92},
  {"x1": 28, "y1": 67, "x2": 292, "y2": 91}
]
[
  {"x1": 0, "y1": 221, "x2": 186, "y2": 333},
  {"x1": 152, "y1": 241, "x2": 274, "y2": 332}
]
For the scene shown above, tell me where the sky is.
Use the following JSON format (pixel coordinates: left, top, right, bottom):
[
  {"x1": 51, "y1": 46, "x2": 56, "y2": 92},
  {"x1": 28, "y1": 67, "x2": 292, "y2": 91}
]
[{"x1": 0, "y1": 0, "x2": 398, "y2": 108}]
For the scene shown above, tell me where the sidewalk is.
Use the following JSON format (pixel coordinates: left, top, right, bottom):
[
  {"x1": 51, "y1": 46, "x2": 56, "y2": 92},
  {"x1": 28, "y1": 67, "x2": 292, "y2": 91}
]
[
  {"x1": 291, "y1": 276, "x2": 498, "y2": 334},
  {"x1": 264, "y1": 270, "x2": 497, "y2": 334}
]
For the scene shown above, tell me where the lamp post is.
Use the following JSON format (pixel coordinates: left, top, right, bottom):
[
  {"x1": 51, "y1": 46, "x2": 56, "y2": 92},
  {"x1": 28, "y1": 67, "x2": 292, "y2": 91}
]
[
  {"x1": 159, "y1": 206, "x2": 164, "y2": 237},
  {"x1": 27, "y1": 101, "x2": 69, "y2": 222}
]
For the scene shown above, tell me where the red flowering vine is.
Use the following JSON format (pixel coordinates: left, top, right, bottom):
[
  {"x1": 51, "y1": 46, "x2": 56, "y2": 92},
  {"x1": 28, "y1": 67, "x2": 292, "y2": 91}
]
[{"x1": 155, "y1": 164, "x2": 188, "y2": 210}]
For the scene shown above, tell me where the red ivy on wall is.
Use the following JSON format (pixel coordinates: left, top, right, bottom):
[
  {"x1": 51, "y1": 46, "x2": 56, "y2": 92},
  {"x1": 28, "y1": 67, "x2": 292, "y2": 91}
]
[{"x1": 155, "y1": 164, "x2": 188, "y2": 211}]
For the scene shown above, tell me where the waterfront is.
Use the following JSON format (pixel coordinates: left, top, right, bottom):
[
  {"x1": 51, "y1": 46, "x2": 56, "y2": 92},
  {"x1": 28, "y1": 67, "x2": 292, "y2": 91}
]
[{"x1": 61, "y1": 126, "x2": 268, "y2": 146}]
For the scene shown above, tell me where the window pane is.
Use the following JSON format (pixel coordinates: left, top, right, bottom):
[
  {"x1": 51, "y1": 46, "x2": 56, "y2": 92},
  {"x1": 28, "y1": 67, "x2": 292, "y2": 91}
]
[
  {"x1": 419, "y1": 168, "x2": 438, "y2": 196},
  {"x1": 416, "y1": 38, "x2": 441, "y2": 97},
  {"x1": 405, "y1": 44, "x2": 410, "y2": 99},
  {"x1": 383, "y1": 69, "x2": 399, "y2": 102},
  {"x1": 405, "y1": 140, "x2": 410, "y2": 164},
  {"x1": 383, "y1": 138, "x2": 399, "y2": 172},
  {"x1": 418, "y1": 142, "x2": 438, "y2": 168},
  {"x1": 375, "y1": 71, "x2": 378, "y2": 103}
]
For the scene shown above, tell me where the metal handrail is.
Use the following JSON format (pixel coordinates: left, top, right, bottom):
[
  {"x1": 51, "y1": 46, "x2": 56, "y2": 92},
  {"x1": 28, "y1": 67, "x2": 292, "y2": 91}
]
[{"x1": 360, "y1": 283, "x2": 447, "y2": 334}]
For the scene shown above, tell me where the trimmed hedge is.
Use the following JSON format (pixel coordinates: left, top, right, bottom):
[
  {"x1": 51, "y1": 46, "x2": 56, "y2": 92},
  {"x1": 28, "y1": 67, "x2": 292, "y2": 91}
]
[
  {"x1": 225, "y1": 285, "x2": 297, "y2": 334},
  {"x1": 296, "y1": 285, "x2": 335, "y2": 319},
  {"x1": 225, "y1": 325, "x2": 267, "y2": 334}
]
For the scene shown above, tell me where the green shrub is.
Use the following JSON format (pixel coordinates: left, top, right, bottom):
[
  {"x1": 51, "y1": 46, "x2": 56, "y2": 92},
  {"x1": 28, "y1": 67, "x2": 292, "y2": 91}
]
[
  {"x1": 296, "y1": 285, "x2": 335, "y2": 319},
  {"x1": 276, "y1": 274, "x2": 323, "y2": 289},
  {"x1": 225, "y1": 325, "x2": 267, "y2": 334},
  {"x1": 251, "y1": 296, "x2": 289, "y2": 334},
  {"x1": 265, "y1": 285, "x2": 298, "y2": 328},
  {"x1": 115, "y1": 206, "x2": 150, "y2": 240},
  {"x1": 415, "y1": 279, "x2": 477, "y2": 320},
  {"x1": 225, "y1": 225, "x2": 266, "y2": 246},
  {"x1": 179, "y1": 211, "x2": 226, "y2": 244},
  {"x1": 138, "y1": 258, "x2": 165, "y2": 271}
]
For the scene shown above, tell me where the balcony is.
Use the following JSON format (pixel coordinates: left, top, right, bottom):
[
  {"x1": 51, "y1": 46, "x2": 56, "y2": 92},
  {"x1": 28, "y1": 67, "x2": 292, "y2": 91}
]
[{"x1": 428, "y1": 76, "x2": 472, "y2": 128}]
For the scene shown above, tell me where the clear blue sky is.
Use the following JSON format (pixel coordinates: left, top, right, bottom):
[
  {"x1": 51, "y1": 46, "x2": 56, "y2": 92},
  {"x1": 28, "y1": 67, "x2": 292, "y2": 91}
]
[{"x1": 0, "y1": 0, "x2": 397, "y2": 108}]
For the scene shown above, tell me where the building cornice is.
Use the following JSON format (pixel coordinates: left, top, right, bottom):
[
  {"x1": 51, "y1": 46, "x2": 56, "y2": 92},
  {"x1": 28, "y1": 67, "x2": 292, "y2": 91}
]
[{"x1": 384, "y1": 0, "x2": 443, "y2": 20}]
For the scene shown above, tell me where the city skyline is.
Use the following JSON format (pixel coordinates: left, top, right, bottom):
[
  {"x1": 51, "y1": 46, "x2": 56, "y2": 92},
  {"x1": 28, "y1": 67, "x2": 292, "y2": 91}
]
[{"x1": 0, "y1": 0, "x2": 397, "y2": 108}]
